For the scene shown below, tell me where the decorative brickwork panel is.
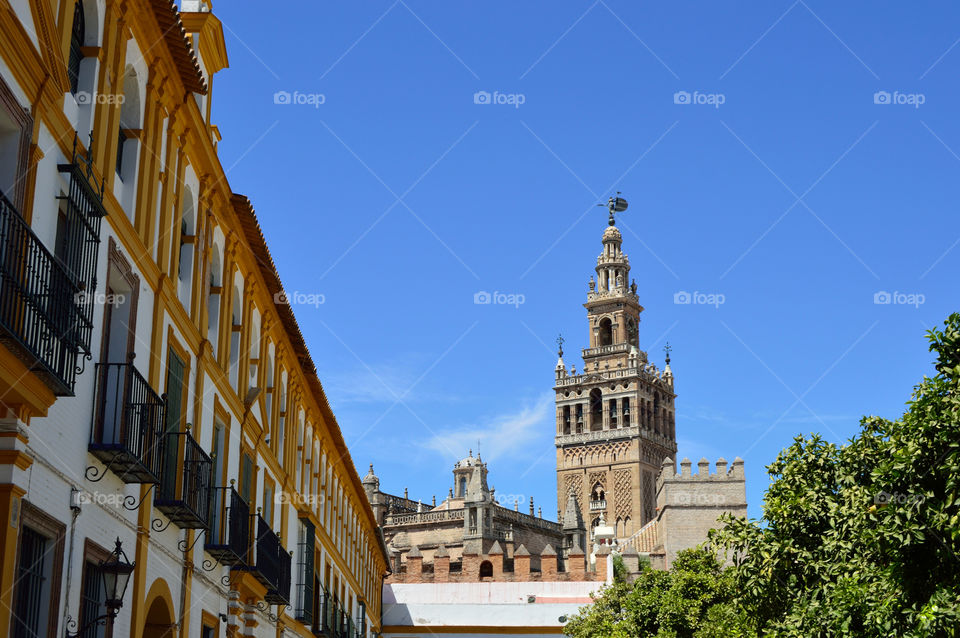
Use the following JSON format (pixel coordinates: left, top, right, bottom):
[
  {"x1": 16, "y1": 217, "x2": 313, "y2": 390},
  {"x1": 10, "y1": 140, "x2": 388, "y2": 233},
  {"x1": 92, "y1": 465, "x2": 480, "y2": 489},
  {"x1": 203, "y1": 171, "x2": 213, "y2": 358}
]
[
  {"x1": 614, "y1": 469, "x2": 632, "y2": 520},
  {"x1": 564, "y1": 474, "x2": 583, "y2": 504},
  {"x1": 642, "y1": 470, "x2": 655, "y2": 524}
]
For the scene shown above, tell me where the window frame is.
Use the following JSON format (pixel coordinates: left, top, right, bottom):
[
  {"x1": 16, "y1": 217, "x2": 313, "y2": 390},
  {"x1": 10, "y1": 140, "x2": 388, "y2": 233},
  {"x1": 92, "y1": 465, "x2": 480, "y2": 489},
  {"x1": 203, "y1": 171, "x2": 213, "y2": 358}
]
[
  {"x1": 78, "y1": 538, "x2": 114, "y2": 638},
  {"x1": 12, "y1": 501, "x2": 66, "y2": 638}
]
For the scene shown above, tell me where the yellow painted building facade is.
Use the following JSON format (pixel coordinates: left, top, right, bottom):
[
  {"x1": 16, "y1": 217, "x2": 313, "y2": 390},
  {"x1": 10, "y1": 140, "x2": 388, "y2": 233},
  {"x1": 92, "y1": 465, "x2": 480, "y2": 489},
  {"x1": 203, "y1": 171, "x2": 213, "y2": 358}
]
[{"x1": 0, "y1": 1, "x2": 388, "y2": 637}]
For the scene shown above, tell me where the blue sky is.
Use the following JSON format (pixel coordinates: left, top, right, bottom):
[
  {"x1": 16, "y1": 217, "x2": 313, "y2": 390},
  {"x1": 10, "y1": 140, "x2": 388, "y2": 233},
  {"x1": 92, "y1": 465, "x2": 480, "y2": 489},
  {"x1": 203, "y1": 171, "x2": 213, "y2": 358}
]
[{"x1": 206, "y1": 1, "x2": 959, "y2": 521}]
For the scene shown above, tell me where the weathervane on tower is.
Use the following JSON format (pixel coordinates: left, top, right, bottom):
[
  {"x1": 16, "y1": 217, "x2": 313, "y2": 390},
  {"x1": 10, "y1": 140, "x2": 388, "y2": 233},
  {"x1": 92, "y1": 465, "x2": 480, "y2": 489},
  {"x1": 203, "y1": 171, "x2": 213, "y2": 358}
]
[
  {"x1": 600, "y1": 191, "x2": 628, "y2": 226},
  {"x1": 557, "y1": 333, "x2": 564, "y2": 357}
]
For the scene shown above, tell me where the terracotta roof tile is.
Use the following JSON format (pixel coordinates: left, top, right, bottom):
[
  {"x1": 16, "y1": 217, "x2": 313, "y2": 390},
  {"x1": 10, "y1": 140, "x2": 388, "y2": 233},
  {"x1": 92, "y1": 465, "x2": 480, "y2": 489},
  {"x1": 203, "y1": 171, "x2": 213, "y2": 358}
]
[{"x1": 150, "y1": 0, "x2": 207, "y2": 94}]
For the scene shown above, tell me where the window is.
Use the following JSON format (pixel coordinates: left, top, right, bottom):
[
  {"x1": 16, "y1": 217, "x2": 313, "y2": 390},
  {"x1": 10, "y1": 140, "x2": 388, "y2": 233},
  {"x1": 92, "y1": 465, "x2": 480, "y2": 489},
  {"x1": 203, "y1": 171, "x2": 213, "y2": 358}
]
[
  {"x1": 68, "y1": 1, "x2": 84, "y2": 95},
  {"x1": 161, "y1": 348, "x2": 186, "y2": 500},
  {"x1": 207, "y1": 244, "x2": 222, "y2": 358},
  {"x1": 13, "y1": 527, "x2": 49, "y2": 638},
  {"x1": 295, "y1": 518, "x2": 316, "y2": 623},
  {"x1": 79, "y1": 561, "x2": 106, "y2": 638},
  {"x1": 79, "y1": 540, "x2": 113, "y2": 638},
  {"x1": 211, "y1": 419, "x2": 225, "y2": 486},
  {"x1": 56, "y1": 145, "x2": 108, "y2": 358},
  {"x1": 239, "y1": 452, "x2": 254, "y2": 505},
  {"x1": 598, "y1": 317, "x2": 613, "y2": 346},
  {"x1": 263, "y1": 479, "x2": 274, "y2": 526},
  {"x1": 115, "y1": 129, "x2": 125, "y2": 177},
  {"x1": 200, "y1": 611, "x2": 220, "y2": 638},
  {"x1": 11, "y1": 502, "x2": 65, "y2": 638},
  {"x1": 228, "y1": 284, "x2": 242, "y2": 389}
]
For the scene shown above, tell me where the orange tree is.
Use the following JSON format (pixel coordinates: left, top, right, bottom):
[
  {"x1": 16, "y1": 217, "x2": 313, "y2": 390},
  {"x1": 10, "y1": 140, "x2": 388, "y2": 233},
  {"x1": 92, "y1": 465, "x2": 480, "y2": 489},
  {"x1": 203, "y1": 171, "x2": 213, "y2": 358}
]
[{"x1": 713, "y1": 313, "x2": 960, "y2": 636}]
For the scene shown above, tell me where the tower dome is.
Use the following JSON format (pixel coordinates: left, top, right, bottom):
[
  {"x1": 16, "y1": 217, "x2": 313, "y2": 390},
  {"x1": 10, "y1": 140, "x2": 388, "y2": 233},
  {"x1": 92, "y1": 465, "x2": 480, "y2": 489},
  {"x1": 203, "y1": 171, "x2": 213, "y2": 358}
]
[{"x1": 362, "y1": 463, "x2": 379, "y2": 487}]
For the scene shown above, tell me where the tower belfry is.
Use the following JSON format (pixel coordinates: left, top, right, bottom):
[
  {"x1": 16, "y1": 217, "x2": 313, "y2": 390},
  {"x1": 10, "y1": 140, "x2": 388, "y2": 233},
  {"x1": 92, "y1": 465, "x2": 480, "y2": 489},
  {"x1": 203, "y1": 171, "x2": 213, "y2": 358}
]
[{"x1": 554, "y1": 196, "x2": 678, "y2": 542}]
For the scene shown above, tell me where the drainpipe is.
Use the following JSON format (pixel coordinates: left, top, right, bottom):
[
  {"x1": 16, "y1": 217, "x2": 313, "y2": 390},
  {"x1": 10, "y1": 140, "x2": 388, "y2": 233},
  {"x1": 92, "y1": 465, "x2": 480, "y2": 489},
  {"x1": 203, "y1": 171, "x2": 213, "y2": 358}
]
[{"x1": 64, "y1": 488, "x2": 82, "y2": 630}]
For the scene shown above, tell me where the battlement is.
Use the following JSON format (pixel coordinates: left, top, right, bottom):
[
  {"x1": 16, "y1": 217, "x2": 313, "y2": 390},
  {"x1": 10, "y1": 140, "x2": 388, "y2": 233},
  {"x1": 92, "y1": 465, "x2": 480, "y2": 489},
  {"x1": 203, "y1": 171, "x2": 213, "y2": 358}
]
[
  {"x1": 386, "y1": 542, "x2": 613, "y2": 585},
  {"x1": 657, "y1": 457, "x2": 745, "y2": 486}
]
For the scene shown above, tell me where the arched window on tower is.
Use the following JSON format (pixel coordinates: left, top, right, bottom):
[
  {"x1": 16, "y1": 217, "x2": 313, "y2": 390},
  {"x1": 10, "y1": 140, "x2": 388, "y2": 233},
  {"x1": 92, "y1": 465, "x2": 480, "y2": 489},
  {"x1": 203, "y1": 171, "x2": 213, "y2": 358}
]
[
  {"x1": 589, "y1": 389, "x2": 603, "y2": 432},
  {"x1": 575, "y1": 404, "x2": 584, "y2": 434},
  {"x1": 599, "y1": 318, "x2": 613, "y2": 347},
  {"x1": 562, "y1": 405, "x2": 571, "y2": 435},
  {"x1": 591, "y1": 483, "x2": 605, "y2": 502},
  {"x1": 458, "y1": 477, "x2": 466, "y2": 498},
  {"x1": 653, "y1": 393, "x2": 661, "y2": 435}
]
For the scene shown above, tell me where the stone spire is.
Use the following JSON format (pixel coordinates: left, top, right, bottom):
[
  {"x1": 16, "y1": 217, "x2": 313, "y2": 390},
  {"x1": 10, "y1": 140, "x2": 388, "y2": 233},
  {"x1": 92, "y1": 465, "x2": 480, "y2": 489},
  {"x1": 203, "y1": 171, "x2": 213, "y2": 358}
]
[{"x1": 562, "y1": 490, "x2": 584, "y2": 530}]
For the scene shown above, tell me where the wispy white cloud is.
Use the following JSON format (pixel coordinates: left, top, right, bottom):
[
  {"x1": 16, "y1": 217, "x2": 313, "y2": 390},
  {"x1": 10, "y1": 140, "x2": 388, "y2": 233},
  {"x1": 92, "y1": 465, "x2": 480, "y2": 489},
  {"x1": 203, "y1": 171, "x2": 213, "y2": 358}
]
[
  {"x1": 425, "y1": 393, "x2": 554, "y2": 464},
  {"x1": 319, "y1": 357, "x2": 458, "y2": 405}
]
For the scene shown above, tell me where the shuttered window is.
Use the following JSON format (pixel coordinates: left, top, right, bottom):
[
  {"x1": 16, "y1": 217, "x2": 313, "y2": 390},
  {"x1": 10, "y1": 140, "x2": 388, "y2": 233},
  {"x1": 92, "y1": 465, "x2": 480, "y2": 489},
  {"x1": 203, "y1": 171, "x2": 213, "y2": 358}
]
[{"x1": 240, "y1": 452, "x2": 254, "y2": 505}]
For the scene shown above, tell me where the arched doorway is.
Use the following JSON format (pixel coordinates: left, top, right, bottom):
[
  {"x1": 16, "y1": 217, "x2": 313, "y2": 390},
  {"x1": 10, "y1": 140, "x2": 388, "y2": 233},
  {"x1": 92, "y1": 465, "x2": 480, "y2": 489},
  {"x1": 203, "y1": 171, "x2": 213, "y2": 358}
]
[
  {"x1": 143, "y1": 591, "x2": 176, "y2": 638},
  {"x1": 479, "y1": 560, "x2": 493, "y2": 580}
]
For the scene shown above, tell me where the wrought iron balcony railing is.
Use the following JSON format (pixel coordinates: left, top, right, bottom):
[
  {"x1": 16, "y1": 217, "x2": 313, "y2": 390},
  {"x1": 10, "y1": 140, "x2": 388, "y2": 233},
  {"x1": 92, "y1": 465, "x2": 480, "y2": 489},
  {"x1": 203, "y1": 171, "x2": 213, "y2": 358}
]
[
  {"x1": 238, "y1": 514, "x2": 291, "y2": 605},
  {"x1": 155, "y1": 429, "x2": 213, "y2": 529},
  {"x1": 314, "y1": 590, "x2": 338, "y2": 637},
  {"x1": 89, "y1": 361, "x2": 165, "y2": 483},
  {"x1": 0, "y1": 190, "x2": 88, "y2": 396},
  {"x1": 205, "y1": 485, "x2": 250, "y2": 566}
]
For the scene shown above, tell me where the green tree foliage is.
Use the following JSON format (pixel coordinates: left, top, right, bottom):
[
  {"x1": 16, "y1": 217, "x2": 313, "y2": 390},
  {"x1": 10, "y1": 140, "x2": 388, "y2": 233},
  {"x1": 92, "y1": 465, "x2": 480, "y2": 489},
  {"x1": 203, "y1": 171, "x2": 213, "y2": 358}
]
[
  {"x1": 563, "y1": 548, "x2": 751, "y2": 638},
  {"x1": 711, "y1": 313, "x2": 960, "y2": 636}
]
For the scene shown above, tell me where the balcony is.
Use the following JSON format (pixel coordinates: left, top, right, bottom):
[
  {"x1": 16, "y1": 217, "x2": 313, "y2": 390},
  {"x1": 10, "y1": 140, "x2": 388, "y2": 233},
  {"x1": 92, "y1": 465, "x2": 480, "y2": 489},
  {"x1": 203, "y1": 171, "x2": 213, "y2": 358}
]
[
  {"x1": 590, "y1": 499, "x2": 607, "y2": 512},
  {"x1": 89, "y1": 361, "x2": 165, "y2": 483},
  {"x1": 315, "y1": 590, "x2": 340, "y2": 637},
  {"x1": 318, "y1": 594, "x2": 355, "y2": 638},
  {"x1": 154, "y1": 430, "x2": 213, "y2": 529},
  {"x1": 581, "y1": 342, "x2": 632, "y2": 359},
  {"x1": 0, "y1": 190, "x2": 89, "y2": 396},
  {"x1": 238, "y1": 514, "x2": 291, "y2": 605},
  {"x1": 205, "y1": 485, "x2": 250, "y2": 566}
]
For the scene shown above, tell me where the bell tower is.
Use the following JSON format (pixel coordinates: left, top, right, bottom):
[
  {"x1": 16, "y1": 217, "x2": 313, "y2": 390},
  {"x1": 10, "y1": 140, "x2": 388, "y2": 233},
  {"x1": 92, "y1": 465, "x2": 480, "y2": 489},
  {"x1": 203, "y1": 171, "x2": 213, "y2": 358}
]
[{"x1": 555, "y1": 196, "x2": 677, "y2": 542}]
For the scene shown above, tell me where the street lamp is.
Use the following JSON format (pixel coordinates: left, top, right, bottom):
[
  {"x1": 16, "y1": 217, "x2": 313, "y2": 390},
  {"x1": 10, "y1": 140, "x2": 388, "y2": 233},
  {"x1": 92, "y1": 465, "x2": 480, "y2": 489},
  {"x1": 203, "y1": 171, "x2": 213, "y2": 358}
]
[{"x1": 66, "y1": 537, "x2": 134, "y2": 637}]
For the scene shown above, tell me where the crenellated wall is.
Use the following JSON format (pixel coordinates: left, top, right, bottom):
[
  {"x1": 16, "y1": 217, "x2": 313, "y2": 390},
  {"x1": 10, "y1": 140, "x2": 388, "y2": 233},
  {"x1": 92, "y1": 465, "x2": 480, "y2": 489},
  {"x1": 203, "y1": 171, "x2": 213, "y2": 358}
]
[
  {"x1": 386, "y1": 542, "x2": 613, "y2": 584},
  {"x1": 655, "y1": 457, "x2": 747, "y2": 567}
]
